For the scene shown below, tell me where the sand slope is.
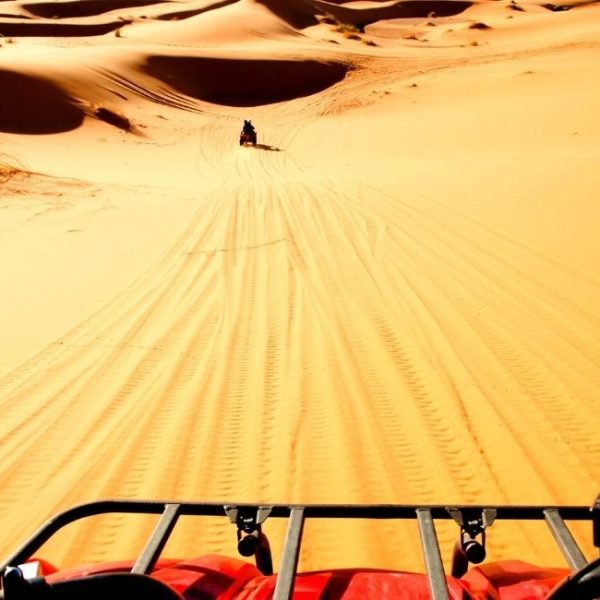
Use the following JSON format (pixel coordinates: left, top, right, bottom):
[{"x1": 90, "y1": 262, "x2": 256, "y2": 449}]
[{"x1": 1, "y1": 0, "x2": 600, "y2": 574}]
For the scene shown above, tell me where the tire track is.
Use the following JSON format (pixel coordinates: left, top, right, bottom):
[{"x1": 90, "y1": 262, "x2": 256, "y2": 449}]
[
  {"x1": 344, "y1": 183, "x2": 597, "y2": 496},
  {"x1": 1, "y1": 82, "x2": 599, "y2": 574}
]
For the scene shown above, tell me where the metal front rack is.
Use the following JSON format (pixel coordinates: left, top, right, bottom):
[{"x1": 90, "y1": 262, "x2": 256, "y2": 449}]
[{"x1": 1, "y1": 498, "x2": 599, "y2": 600}]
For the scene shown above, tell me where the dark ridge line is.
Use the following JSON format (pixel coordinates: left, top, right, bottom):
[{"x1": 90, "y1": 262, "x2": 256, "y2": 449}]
[
  {"x1": 312, "y1": 0, "x2": 473, "y2": 29},
  {"x1": 0, "y1": 13, "x2": 32, "y2": 19},
  {"x1": 255, "y1": 0, "x2": 320, "y2": 28},
  {"x1": 0, "y1": 19, "x2": 127, "y2": 36},
  {"x1": 156, "y1": 0, "x2": 237, "y2": 22},
  {"x1": 23, "y1": 0, "x2": 168, "y2": 19}
]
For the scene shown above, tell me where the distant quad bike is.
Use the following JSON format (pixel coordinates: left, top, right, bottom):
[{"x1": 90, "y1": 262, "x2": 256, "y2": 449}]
[{"x1": 240, "y1": 130, "x2": 257, "y2": 146}]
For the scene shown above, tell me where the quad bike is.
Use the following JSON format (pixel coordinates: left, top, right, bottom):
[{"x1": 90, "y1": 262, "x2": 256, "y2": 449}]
[
  {"x1": 1, "y1": 495, "x2": 600, "y2": 599},
  {"x1": 240, "y1": 130, "x2": 257, "y2": 146}
]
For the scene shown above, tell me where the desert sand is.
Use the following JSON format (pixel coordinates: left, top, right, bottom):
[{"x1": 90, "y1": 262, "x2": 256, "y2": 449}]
[{"x1": 1, "y1": 0, "x2": 599, "y2": 576}]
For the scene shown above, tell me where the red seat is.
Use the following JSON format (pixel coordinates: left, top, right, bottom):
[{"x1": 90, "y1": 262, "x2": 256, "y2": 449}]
[
  {"x1": 153, "y1": 560, "x2": 474, "y2": 599},
  {"x1": 461, "y1": 560, "x2": 569, "y2": 599},
  {"x1": 40, "y1": 555, "x2": 574, "y2": 599},
  {"x1": 152, "y1": 555, "x2": 262, "y2": 598}
]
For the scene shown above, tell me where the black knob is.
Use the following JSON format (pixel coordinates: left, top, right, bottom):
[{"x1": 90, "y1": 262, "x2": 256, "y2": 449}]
[
  {"x1": 238, "y1": 534, "x2": 258, "y2": 557},
  {"x1": 463, "y1": 539, "x2": 486, "y2": 564}
]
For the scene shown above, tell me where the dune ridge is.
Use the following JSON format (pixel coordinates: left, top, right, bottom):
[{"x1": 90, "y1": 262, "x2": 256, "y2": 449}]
[{"x1": 0, "y1": 0, "x2": 599, "y2": 578}]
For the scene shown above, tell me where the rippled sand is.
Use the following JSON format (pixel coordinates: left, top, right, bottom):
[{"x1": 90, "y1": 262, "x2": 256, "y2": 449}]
[{"x1": 1, "y1": 0, "x2": 599, "y2": 574}]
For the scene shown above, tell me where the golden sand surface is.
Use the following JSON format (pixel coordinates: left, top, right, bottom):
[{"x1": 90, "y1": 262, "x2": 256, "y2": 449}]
[{"x1": 1, "y1": 0, "x2": 599, "y2": 575}]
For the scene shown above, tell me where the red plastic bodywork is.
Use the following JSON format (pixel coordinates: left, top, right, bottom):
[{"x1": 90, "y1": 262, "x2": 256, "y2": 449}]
[{"x1": 39, "y1": 555, "x2": 569, "y2": 599}]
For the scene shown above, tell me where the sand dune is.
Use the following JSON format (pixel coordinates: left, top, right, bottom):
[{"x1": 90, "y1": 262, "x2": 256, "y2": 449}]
[
  {"x1": 0, "y1": 69, "x2": 84, "y2": 133},
  {"x1": 141, "y1": 55, "x2": 348, "y2": 105},
  {"x1": 1, "y1": 0, "x2": 599, "y2": 577},
  {"x1": 312, "y1": 0, "x2": 474, "y2": 26},
  {"x1": 22, "y1": 0, "x2": 167, "y2": 19}
]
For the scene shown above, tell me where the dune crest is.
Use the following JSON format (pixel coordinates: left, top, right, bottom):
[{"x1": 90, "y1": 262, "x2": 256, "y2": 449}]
[
  {"x1": 22, "y1": 0, "x2": 166, "y2": 19},
  {"x1": 125, "y1": 0, "x2": 302, "y2": 45},
  {"x1": 251, "y1": 0, "x2": 321, "y2": 27},
  {"x1": 310, "y1": 0, "x2": 473, "y2": 26}
]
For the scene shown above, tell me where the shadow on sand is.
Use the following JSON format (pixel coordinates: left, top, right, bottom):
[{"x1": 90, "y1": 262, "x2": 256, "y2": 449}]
[{"x1": 253, "y1": 143, "x2": 282, "y2": 152}]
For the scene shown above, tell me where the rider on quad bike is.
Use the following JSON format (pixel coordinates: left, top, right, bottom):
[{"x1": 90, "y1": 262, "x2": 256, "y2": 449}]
[{"x1": 240, "y1": 120, "x2": 257, "y2": 146}]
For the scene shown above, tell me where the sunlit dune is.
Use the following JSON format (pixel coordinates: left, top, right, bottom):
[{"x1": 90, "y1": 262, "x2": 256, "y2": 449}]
[{"x1": 0, "y1": 0, "x2": 599, "y2": 577}]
